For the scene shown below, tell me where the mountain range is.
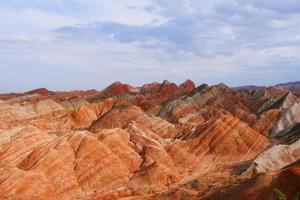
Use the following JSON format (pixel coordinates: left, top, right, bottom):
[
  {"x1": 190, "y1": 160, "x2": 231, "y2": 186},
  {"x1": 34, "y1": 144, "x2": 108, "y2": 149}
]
[{"x1": 0, "y1": 80, "x2": 299, "y2": 200}]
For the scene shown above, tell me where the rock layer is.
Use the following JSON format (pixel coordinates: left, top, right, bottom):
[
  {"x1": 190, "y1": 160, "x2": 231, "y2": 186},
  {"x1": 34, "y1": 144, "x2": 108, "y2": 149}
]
[{"x1": 0, "y1": 80, "x2": 299, "y2": 200}]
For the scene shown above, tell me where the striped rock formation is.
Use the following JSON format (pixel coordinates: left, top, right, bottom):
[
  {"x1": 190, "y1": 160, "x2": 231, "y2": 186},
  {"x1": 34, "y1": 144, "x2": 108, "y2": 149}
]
[{"x1": 0, "y1": 81, "x2": 299, "y2": 200}]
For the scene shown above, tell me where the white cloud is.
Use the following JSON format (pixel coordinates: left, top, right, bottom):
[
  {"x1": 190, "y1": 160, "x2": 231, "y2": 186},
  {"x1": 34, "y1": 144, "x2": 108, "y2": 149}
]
[
  {"x1": 0, "y1": 8, "x2": 80, "y2": 34},
  {"x1": 0, "y1": 0, "x2": 300, "y2": 92}
]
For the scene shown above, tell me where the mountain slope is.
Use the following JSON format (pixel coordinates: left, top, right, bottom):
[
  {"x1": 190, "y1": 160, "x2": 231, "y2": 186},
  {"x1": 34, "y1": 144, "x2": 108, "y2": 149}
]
[{"x1": 0, "y1": 80, "x2": 299, "y2": 200}]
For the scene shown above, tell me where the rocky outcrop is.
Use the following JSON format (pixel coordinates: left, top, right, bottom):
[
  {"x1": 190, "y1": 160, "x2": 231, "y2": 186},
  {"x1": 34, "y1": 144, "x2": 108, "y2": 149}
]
[
  {"x1": 0, "y1": 96, "x2": 114, "y2": 131},
  {"x1": 30, "y1": 98, "x2": 115, "y2": 131},
  {"x1": 90, "y1": 104, "x2": 180, "y2": 139},
  {"x1": 271, "y1": 101, "x2": 300, "y2": 135},
  {"x1": 140, "y1": 82, "x2": 161, "y2": 95},
  {"x1": 25, "y1": 87, "x2": 52, "y2": 95},
  {"x1": 254, "y1": 109, "x2": 283, "y2": 136},
  {"x1": 98, "y1": 81, "x2": 138, "y2": 97},
  {"x1": 0, "y1": 129, "x2": 139, "y2": 199},
  {"x1": 137, "y1": 80, "x2": 196, "y2": 110},
  {"x1": 246, "y1": 139, "x2": 300, "y2": 176},
  {"x1": 248, "y1": 87, "x2": 287, "y2": 101},
  {"x1": 271, "y1": 123, "x2": 300, "y2": 144},
  {"x1": 0, "y1": 99, "x2": 65, "y2": 128},
  {"x1": 96, "y1": 128, "x2": 143, "y2": 172},
  {"x1": 160, "y1": 83, "x2": 257, "y2": 126},
  {"x1": 58, "y1": 98, "x2": 115, "y2": 129},
  {"x1": 180, "y1": 79, "x2": 196, "y2": 93},
  {"x1": 59, "y1": 97, "x2": 89, "y2": 111},
  {"x1": 168, "y1": 112, "x2": 269, "y2": 172},
  {"x1": 257, "y1": 92, "x2": 298, "y2": 114}
]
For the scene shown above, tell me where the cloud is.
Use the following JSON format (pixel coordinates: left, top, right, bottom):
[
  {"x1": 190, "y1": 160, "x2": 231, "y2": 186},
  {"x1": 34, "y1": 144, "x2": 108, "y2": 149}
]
[
  {"x1": 0, "y1": 0, "x2": 162, "y2": 26},
  {"x1": 245, "y1": 0, "x2": 300, "y2": 14},
  {"x1": 0, "y1": 0, "x2": 300, "y2": 92},
  {"x1": 54, "y1": 0, "x2": 300, "y2": 57}
]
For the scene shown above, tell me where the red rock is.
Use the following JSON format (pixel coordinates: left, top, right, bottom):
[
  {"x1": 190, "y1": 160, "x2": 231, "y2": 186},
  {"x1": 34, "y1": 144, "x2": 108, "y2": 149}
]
[
  {"x1": 160, "y1": 83, "x2": 258, "y2": 128},
  {"x1": 202, "y1": 173, "x2": 274, "y2": 200},
  {"x1": 168, "y1": 111, "x2": 269, "y2": 172},
  {"x1": 96, "y1": 128, "x2": 143, "y2": 172},
  {"x1": 0, "y1": 129, "x2": 137, "y2": 199},
  {"x1": 99, "y1": 81, "x2": 138, "y2": 97},
  {"x1": 203, "y1": 162, "x2": 300, "y2": 200},
  {"x1": 180, "y1": 79, "x2": 196, "y2": 93},
  {"x1": 25, "y1": 88, "x2": 51, "y2": 96},
  {"x1": 275, "y1": 163, "x2": 300, "y2": 199},
  {"x1": 139, "y1": 80, "x2": 194, "y2": 110},
  {"x1": 90, "y1": 104, "x2": 180, "y2": 139},
  {"x1": 140, "y1": 82, "x2": 161, "y2": 95},
  {"x1": 53, "y1": 89, "x2": 98, "y2": 101},
  {"x1": 58, "y1": 98, "x2": 115, "y2": 129},
  {"x1": 1, "y1": 80, "x2": 300, "y2": 199},
  {"x1": 254, "y1": 109, "x2": 283, "y2": 136}
]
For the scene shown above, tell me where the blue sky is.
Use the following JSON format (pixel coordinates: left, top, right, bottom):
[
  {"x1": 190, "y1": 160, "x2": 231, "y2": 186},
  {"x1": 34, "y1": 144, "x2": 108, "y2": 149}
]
[{"x1": 0, "y1": 0, "x2": 300, "y2": 92}]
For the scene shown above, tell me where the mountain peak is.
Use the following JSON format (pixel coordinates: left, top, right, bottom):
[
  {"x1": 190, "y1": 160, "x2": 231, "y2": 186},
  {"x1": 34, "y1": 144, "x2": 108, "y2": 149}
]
[{"x1": 0, "y1": 80, "x2": 300, "y2": 199}]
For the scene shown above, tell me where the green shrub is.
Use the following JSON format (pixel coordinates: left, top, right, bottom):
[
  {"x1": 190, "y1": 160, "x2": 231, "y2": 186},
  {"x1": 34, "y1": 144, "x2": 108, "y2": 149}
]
[
  {"x1": 274, "y1": 188, "x2": 286, "y2": 200},
  {"x1": 274, "y1": 188, "x2": 299, "y2": 200}
]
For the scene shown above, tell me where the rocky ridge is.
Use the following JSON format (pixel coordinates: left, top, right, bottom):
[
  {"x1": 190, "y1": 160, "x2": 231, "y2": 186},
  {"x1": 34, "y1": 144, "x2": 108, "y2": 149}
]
[{"x1": 0, "y1": 80, "x2": 299, "y2": 199}]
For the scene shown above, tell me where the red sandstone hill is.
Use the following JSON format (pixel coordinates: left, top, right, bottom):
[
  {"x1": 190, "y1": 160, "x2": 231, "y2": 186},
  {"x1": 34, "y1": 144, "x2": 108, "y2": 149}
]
[{"x1": 0, "y1": 80, "x2": 299, "y2": 200}]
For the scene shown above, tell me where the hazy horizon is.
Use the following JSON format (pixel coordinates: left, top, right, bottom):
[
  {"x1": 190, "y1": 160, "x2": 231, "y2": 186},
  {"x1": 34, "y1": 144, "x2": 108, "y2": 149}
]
[
  {"x1": 1, "y1": 79, "x2": 300, "y2": 94},
  {"x1": 1, "y1": 0, "x2": 300, "y2": 92}
]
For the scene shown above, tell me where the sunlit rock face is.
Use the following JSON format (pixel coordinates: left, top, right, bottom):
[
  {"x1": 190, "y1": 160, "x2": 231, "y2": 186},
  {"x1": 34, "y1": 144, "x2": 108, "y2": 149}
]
[
  {"x1": 246, "y1": 139, "x2": 300, "y2": 176},
  {"x1": 272, "y1": 101, "x2": 300, "y2": 134},
  {"x1": 0, "y1": 80, "x2": 299, "y2": 199}
]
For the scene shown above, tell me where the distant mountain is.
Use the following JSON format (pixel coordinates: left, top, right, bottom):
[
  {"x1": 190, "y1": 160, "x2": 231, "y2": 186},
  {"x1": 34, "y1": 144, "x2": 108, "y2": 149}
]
[
  {"x1": 234, "y1": 85, "x2": 266, "y2": 90},
  {"x1": 276, "y1": 81, "x2": 300, "y2": 91},
  {"x1": 235, "y1": 81, "x2": 300, "y2": 91}
]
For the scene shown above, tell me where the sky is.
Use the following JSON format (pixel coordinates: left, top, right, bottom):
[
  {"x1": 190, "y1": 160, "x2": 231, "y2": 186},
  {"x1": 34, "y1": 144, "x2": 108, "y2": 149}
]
[{"x1": 1, "y1": 0, "x2": 300, "y2": 92}]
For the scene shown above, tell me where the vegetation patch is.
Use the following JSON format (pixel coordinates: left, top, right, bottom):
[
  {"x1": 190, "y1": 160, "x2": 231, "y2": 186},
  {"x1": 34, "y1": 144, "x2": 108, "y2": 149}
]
[{"x1": 274, "y1": 187, "x2": 299, "y2": 200}]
